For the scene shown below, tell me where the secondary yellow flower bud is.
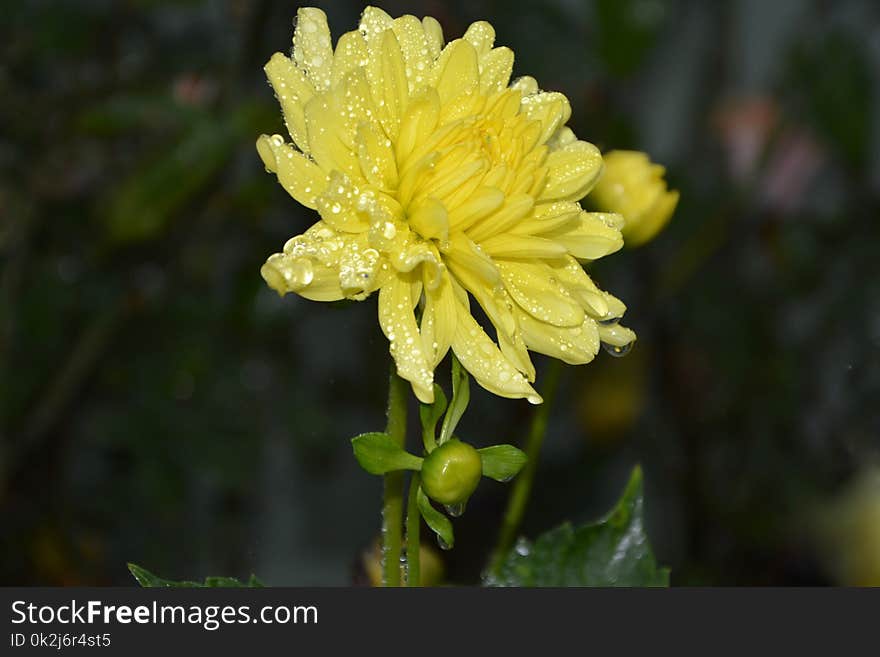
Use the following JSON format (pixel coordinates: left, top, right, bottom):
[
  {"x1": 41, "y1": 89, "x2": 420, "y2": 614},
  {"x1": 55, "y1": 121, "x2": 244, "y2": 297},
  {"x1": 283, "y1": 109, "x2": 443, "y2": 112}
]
[
  {"x1": 591, "y1": 150, "x2": 679, "y2": 247},
  {"x1": 421, "y1": 439, "x2": 482, "y2": 506}
]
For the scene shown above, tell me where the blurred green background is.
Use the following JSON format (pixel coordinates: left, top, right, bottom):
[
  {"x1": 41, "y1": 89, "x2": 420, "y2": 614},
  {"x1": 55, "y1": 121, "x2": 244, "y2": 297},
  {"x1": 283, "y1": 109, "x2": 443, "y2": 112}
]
[{"x1": 2, "y1": 0, "x2": 879, "y2": 586}]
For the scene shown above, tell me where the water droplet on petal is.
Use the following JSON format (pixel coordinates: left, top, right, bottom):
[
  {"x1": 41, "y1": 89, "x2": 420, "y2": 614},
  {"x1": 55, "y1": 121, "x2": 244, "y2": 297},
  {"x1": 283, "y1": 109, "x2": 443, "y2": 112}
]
[
  {"x1": 514, "y1": 537, "x2": 531, "y2": 557},
  {"x1": 437, "y1": 534, "x2": 452, "y2": 551},
  {"x1": 445, "y1": 502, "x2": 466, "y2": 517},
  {"x1": 602, "y1": 341, "x2": 633, "y2": 357}
]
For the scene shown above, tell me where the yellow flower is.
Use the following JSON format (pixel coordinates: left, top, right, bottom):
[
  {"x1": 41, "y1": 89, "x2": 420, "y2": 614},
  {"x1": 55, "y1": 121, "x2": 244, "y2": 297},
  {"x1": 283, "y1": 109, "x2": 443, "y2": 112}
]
[
  {"x1": 591, "y1": 150, "x2": 679, "y2": 247},
  {"x1": 257, "y1": 6, "x2": 635, "y2": 404}
]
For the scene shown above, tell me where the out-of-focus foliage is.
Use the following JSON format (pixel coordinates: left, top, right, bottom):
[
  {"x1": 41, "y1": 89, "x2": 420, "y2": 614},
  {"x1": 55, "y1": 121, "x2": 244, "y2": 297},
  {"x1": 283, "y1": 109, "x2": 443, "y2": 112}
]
[{"x1": 1, "y1": 0, "x2": 879, "y2": 586}]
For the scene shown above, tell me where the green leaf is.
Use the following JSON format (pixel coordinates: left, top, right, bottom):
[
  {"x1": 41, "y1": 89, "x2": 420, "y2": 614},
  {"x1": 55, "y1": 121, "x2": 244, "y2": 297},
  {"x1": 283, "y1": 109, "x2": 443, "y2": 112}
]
[
  {"x1": 419, "y1": 384, "x2": 447, "y2": 451},
  {"x1": 485, "y1": 466, "x2": 669, "y2": 586},
  {"x1": 478, "y1": 445, "x2": 528, "y2": 482},
  {"x1": 438, "y1": 355, "x2": 470, "y2": 445},
  {"x1": 417, "y1": 487, "x2": 454, "y2": 550},
  {"x1": 128, "y1": 563, "x2": 264, "y2": 588},
  {"x1": 351, "y1": 432, "x2": 423, "y2": 475}
]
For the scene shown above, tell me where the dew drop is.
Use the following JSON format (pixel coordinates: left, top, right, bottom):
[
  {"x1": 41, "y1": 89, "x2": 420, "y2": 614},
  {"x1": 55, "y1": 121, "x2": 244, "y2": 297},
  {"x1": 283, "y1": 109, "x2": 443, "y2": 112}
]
[
  {"x1": 445, "y1": 502, "x2": 466, "y2": 518},
  {"x1": 602, "y1": 341, "x2": 633, "y2": 357},
  {"x1": 514, "y1": 537, "x2": 531, "y2": 557},
  {"x1": 436, "y1": 534, "x2": 452, "y2": 551}
]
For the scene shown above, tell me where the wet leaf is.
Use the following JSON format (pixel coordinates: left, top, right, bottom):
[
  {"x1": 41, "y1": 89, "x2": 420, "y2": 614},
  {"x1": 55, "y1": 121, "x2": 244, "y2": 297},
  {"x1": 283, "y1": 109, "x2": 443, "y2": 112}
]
[
  {"x1": 478, "y1": 444, "x2": 527, "y2": 482},
  {"x1": 128, "y1": 563, "x2": 264, "y2": 587},
  {"x1": 417, "y1": 487, "x2": 454, "y2": 550},
  {"x1": 351, "y1": 432, "x2": 423, "y2": 475},
  {"x1": 438, "y1": 355, "x2": 470, "y2": 444},
  {"x1": 419, "y1": 383, "x2": 448, "y2": 449},
  {"x1": 485, "y1": 466, "x2": 669, "y2": 586}
]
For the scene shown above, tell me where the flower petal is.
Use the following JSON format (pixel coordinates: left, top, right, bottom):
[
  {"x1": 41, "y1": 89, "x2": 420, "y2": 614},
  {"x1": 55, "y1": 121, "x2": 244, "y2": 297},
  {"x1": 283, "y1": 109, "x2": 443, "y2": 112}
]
[
  {"x1": 462, "y1": 21, "x2": 495, "y2": 55},
  {"x1": 479, "y1": 234, "x2": 567, "y2": 259},
  {"x1": 392, "y1": 238, "x2": 444, "y2": 290},
  {"x1": 497, "y1": 261, "x2": 584, "y2": 328},
  {"x1": 256, "y1": 134, "x2": 326, "y2": 209},
  {"x1": 420, "y1": 272, "x2": 457, "y2": 367},
  {"x1": 421, "y1": 16, "x2": 444, "y2": 58},
  {"x1": 435, "y1": 39, "x2": 479, "y2": 103},
  {"x1": 511, "y1": 200, "x2": 581, "y2": 236},
  {"x1": 520, "y1": 91, "x2": 571, "y2": 145},
  {"x1": 465, "y1": 193, "x2": 534, "y2": 242},
  {"x1": 378, "y1": 29, "x2": 409, "y2": 139},
  {"x1": 547, "y1": 257, "x2": 632, "y2": 322},
  {"x1": 331, "y1": 30, "x2": 369, "y2": 86},
  {"x1": 303, "y1": 95, "x2": 359, "y2": 176},
  {"x1": 598, "y1": 322, "x2": 636, "y2": 349},
  {"x1": 498, "y1": 329, "x2": 536, "y2": 382},
  {"x1": 315, "y1": 171, "x2": 371, "y2": 233},
  {"x1": 541, "y1": 140, "x2": 604, "y2": 202},
  {"x1": 511, "y1": 75, "x2": 538, "y2": 96},
  {"x1": 391, "y1": 15, "x2": 432, "y2": 92},
  {"x1": 395, "y1": 89, "x2": 441, "y2": 166},
  {"x1": 357, "y1": 121, "x2": 398, "y2": 191},
  {"x1": 379, "y1": 274, "x2": 434, "y2": 403},
  {"x1": 408, "y1": 197, "x2": 449, "y2": 243},
  {"x1": 292, "y1": 7, "x2": 334, "y2": 91},
  {"x1": 541, "y1": 211, "x2": 624, "y2": 260},
  {"x1": 358, "y1": 6, "x2": 394, "y2": 42},
  {"x1": 479, "y1": 47, "x2": 514, "y2": 93},
  {"x1": 451, "y1": 303, "x2": 541, "y2": 403},
  {"x1": 261, "y1": 253, "x2": 344, "y2": 301},
  {"x1": 518, "y1": 312, "x2": 601, "y2": 365},
  {"x1": 447, "y1": 186, "x2": 505, "y2": 231},
  {"x1": 443, "y1": 234, "x2": 500, "y2": 285},
  {"x1": 263, "y1": 53, "x2": 314, "y2": 153},
  {"x1": 625, "y1": 189, "x2": 679, "y2": 247}
]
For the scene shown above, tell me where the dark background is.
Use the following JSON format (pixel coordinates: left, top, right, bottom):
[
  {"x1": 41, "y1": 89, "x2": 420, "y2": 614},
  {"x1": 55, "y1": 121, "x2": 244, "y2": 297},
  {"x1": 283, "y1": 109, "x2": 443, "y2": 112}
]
[{"x1": 2, "y1": 0, "x2": 879, "y2": 586}]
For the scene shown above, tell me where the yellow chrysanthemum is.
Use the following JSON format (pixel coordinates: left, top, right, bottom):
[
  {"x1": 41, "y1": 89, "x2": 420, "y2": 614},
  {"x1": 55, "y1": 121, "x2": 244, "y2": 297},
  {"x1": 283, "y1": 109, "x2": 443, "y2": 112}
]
[
  {"x1": 258, "y1": 6, "x2": 635, "y2": 404},
  {"x1": 590, "y1": 150, "x2": 679, "y2": 247}
]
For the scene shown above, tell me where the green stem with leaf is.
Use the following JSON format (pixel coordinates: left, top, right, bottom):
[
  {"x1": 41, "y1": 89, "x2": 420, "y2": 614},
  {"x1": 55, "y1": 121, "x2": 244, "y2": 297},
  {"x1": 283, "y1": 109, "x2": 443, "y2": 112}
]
[
  {"x1": 488, "y1": 359, "x2": 563, "y2": 573},
  {"x1": 405, "y1": 473, "x2": 421, "y2": 587},
  {"x1": 382, "y1": 369, "x2": 408, "y2": 586}
]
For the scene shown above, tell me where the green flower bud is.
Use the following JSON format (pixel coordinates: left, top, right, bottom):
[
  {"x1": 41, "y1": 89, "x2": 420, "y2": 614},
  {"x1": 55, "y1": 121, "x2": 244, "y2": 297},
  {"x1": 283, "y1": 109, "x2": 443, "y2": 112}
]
[{"x1": 421, "y1": 439, "x2": 482, "y2": 506}]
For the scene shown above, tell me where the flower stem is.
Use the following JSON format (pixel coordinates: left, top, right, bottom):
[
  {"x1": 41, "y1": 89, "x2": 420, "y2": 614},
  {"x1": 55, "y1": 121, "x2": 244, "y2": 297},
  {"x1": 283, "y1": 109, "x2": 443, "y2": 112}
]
[
  {"x1": 405, "y1": 473, "x2": 421, "y2": 587},
  {"x1": 488, "y1": 359, "x2": 563, "y2": 574},
  {"x1": 382, "y1": 369, "x2": 408, "y2": 587}
]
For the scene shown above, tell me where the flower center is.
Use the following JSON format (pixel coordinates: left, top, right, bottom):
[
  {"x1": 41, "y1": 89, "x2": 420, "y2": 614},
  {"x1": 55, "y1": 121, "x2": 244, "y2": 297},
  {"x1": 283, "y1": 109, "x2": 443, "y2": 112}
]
[{"x1": 391, "y1": 89, "x2": 542, "y2": 246}]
